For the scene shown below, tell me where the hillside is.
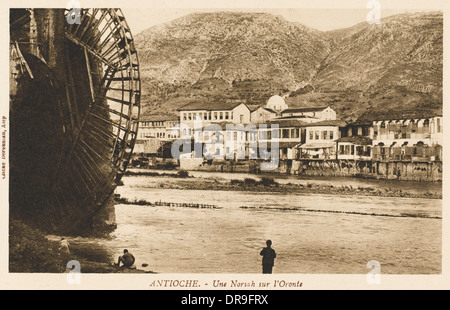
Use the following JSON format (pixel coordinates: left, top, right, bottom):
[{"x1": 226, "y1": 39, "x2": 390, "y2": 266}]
[{"x1": 133, "y1": 11, "x2": 443, "y2": 121}]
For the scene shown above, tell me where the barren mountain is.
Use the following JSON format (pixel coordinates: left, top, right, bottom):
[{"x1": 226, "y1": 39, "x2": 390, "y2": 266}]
[{"x1": 134, "y1": 11, "x2": 442, "y2": 121}]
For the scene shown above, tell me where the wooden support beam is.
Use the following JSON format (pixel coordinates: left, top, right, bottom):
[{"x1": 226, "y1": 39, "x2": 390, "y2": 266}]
[{"x1": 84, "y1": 46, "x2": 96, "y2": 103}]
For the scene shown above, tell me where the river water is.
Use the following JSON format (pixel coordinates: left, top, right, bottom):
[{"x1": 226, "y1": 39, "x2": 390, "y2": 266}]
[{"x1": 67, "y1": 173, "x2": 442, "y2": 274}]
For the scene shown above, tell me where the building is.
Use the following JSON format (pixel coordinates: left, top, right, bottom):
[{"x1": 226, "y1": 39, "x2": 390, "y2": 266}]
[
  {"x1": 297, "y1": 120, "x2": 346, "y2": 159},
  {"x1": 266, "y1": 95, "x2": 288, "y2": 113},
  {"x1": 250, "y1": 105, "x2": 278, "y2": 124},
  {"x1": 134, "y1": 115, "x2": 179, "y2": 154},
  {"x1": 258, "y1": 119, "x2": 306, "y2": 160},
  {"x1": 202, "y1": 122, "x2": 258, "y2": 160},
  {"x1": 357, "y1": 110, "x2": 443, "y2": 162},
  {"x1": 176, "y1": 101, "x2": 252, "y2": 160},
  {"x1": 335, "y1": 136, "x2": 372, "y2": 160},
  {"x1": 178, "y1": 101, "x2": 251, "y2": 127}
]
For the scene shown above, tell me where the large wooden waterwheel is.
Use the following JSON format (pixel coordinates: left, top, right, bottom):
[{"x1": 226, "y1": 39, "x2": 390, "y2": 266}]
[
  {"x1": 64, "y1": 8, "x2": 141, "y2": 181},
  {"x1": 9, "y1": 9, "x2": 141, "y2": 234}
]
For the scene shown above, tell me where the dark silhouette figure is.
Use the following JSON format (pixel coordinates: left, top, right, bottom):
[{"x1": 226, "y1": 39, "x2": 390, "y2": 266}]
[
  {"x1": 260, "y1": 240, "x2": 276, "y2": 274},
  {"x1": 117, "y1": 249, "x2": 135, "y2": 268}
]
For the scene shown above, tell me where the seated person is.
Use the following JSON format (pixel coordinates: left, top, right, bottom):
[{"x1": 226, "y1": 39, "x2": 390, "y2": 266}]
[{"x1": 117, "y1": 249, "x2": 135, "y2": 268}]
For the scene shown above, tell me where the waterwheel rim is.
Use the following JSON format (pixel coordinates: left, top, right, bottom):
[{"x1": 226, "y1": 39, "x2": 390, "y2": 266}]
[{"x1": 64, "y1": 8, "x2": 141, "y2": 181}]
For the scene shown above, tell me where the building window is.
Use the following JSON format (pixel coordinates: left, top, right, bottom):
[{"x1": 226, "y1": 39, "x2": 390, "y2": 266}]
[
  {"x1": 309, "y1": 131, "x2": 314, "y2": 140},
  {"x1": 330, "y1": 131, "x2": 334, "y2": 140},
  {"x1": 214, "y1": 112, "x2": 218, "y2": 120},
  {"x1": 219, "y1": 112, "x2": 223, "y2": 120},
  {"x1": 240, "y1": 115, "x2": 244, "y2": 123},
  {"x1": 283, "y1": 129, "x2": 290, "y2": 139},
  {"x1": 362, "y1": 127, "x2": 369, "y2": 136},
  {"x1": 423, "y1": 119, "x2": 430, "y2": 135},
  {"x1": 225, "y1": 112, "x2": 229, "y2": 120},
  {"x1": 322, "y1": 131, "x2": 328, "y2": 140},
  {"x1": 315, "y1": 131, "x2": 319, "y2": 140}
]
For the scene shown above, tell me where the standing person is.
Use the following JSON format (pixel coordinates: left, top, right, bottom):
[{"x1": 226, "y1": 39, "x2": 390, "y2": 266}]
[
  {"x1": 59, "y1": 237, "x2": 70, "y2": 254},
  {"x1": 260, "y1": 240, "x2": 276, "y2": 274},
  {"x1": 117, "y1": 249, "x2": 135, "y2": 268}
]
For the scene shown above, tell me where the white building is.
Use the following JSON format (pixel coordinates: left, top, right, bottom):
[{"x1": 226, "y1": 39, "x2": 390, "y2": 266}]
[
  {"x1": 250, "y1": 106, "x2": 278, "y2": 124},
  {"x1": 266, "y1": 95, "x2": 288, "y2": 113},
  {"x1": 297, "y1": 120, "x2": 346, "y2": 159},
  {"x1": 134, "y1": 115, "x2": 179, "y2": 154},
  {"x1": 356, "y1": 110, "x2": 443, "y2": 162},
  {"x1": 178, "y1": 101, "x2": 251, "y2": 127}
]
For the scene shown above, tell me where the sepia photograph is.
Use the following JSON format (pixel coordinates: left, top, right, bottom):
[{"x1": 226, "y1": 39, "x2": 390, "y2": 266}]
[{"x1": 2, "y1": 0, "x2": 448, "y2": 292}]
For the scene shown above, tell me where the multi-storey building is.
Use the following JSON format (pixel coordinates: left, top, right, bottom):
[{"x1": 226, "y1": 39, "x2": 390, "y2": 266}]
[
  {"x1": 258, "y1": 119, "x2": 306, "y2": 160},
  {"x1": 178, "y1": 101, "x2": 251, "y2": 127},
  {"x1": 358, "y1": 110, "x2": 443, "y2": 162},
  {"x1": 297, "y1": 120, "x2": 346, "y2": 159},
  {"x1": 134, "y1": 115, "x2": 179, "y2": 154}
]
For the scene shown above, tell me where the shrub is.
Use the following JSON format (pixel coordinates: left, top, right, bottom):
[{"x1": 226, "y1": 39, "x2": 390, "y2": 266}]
[
  {"x1": 244, "y1": 178, "x2": 257, "y2": 186},
  {"x1": 177, "y1": 170, "x2": 189, "y2": 178},
  {"x1": 230, "y1": 179, "x2": 244, "y2": 185},
  {"x1": 259, "y1": 177, "x2": 278, "y2": 187}
]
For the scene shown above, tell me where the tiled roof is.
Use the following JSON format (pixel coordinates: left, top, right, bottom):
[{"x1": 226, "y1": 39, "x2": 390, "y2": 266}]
[
  {"x1": 262, "y1": 107, "x2": 277, "y2": 113},
  {"x1": 335, "y1": 135, "x2": 372, "y2": 145},
  {"x1": 304, "y1": 120, "x2": 347, "y2": 127},
  {"x1": 281, "y1": 106, "x2": 328, "y2": 114},
  {"x1": 274, "y1": 115, "x2": 313, "y2": 120},
  {"x1": 264, "y1": 119, "x2": 309, "y2": 128},
  {"x1": 356, "y1": 109, "x2": 442, "y2": 122}
]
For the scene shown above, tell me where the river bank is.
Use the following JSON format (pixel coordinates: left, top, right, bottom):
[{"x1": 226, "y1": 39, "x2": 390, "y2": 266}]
[
  {"x1": 9, "y1": 218, "x2": 153, "y2": 273},
  {"x1": 120, "y1": 170, "x2": 441, "y2": 199}
]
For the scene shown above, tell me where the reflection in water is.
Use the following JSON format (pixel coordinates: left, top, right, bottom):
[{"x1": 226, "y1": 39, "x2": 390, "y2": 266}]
[{"x1": 69, "y1": 175, "x2": 442, "y2": 274}]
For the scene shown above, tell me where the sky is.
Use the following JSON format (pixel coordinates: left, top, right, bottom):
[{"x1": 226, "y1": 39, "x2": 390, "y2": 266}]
[{"x1": 121, "y1": 1, "x2": 444, "y2": 35}]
